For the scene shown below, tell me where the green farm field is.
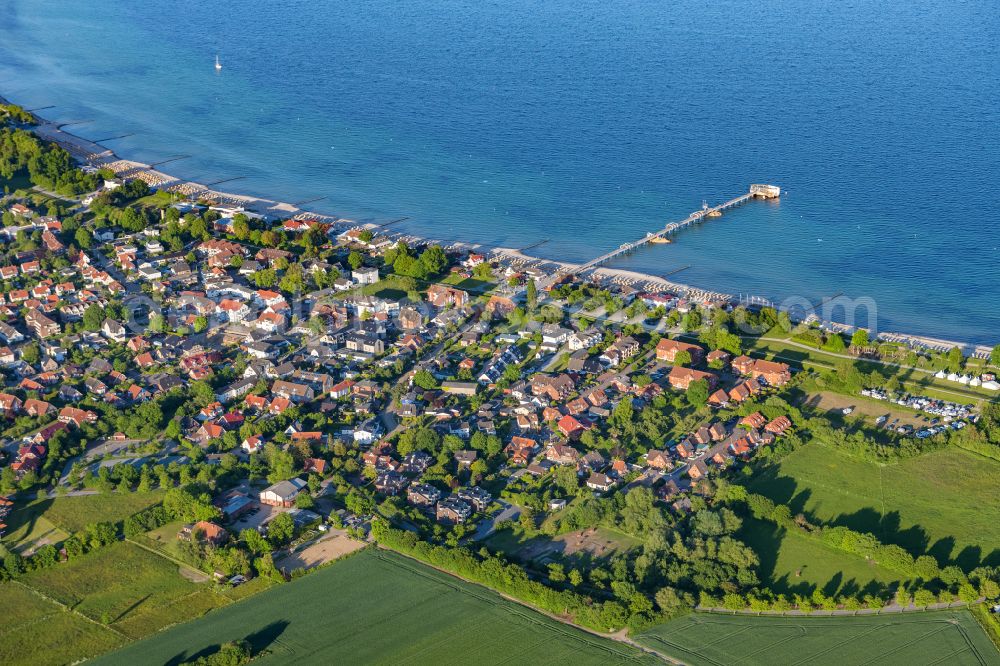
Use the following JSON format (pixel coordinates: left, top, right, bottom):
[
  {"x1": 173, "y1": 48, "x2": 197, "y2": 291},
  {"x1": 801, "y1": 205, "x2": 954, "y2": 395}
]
[
  {"x1": 636, "y1": 611, "x2": 997, "y2": 665},
  {"x1": 97, "y1": 548, "x2": 660, "y2": 665},
  {"x1": 749, "y1": 443, "x2": 1000, "y2": 570}
]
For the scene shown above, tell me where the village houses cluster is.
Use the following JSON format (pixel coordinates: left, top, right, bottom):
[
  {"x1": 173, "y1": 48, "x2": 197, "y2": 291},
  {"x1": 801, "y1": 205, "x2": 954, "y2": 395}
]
[{"x1": 0, "y1": 188, "x2": 797, "y2": 556}]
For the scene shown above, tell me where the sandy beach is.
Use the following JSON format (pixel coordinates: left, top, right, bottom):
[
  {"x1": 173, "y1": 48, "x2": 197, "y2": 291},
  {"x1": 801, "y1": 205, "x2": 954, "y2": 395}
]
[{"x1": 3, "y1": 96, "x2": 993, "y2": 360}]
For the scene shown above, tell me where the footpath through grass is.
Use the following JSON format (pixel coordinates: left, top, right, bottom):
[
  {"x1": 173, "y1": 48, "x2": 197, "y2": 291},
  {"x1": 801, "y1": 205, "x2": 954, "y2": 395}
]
[
  {"x1": 749, "y1": 444, "x2": 1000, "y2": 570},
  {"x1": 637, "y1": 610, "x2": 998, "y2": 666},
  {"x1": 97, "y1": 548, "x2": 660, "y2": 665}
]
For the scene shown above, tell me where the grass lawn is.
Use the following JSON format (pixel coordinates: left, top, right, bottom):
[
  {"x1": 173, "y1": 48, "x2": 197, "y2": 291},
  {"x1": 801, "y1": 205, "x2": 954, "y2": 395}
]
[
  {"x1": 21, "y1": 541, "x2": 215, "y2": 637},
  {"x1": 96, "y1": 549, "x2": 659, "y2": 665},
  {"x1": 0, "y1": 583, "x2": 124, "y2": 666},
  {"x1": 748, "y1": 443, "x2": 1000, "y2": 569},
  {"x1": 804, "y1": 390, "x2": 927, "y2": 428},
  {"x1": 441, "y1": 273, "x2": 494, "y2": 293},
  {"x1": 0, "y1": 510, "x2": 68, "y2": 555},
  {"x1": 739, "y1": 517, "x2": 901, "y2": 598},
  {"x1": 636, "y1": 610, "x2": 997, "y2": 666},
  {"x1": 3, "y1": 491, "x2": 166, "y2": 543},
  {"x1": 136, "y1": 518, "x2": 195, "y2": 562}
]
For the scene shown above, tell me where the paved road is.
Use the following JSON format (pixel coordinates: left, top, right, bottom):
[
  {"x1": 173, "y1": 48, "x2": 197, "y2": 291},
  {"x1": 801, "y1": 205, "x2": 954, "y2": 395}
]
[
  {"x1": 58, "y1": 437, "x2": 147, "y2": 486},
  {"x1": 471, "y1": 500, "x2": 521, "y2": 541}
]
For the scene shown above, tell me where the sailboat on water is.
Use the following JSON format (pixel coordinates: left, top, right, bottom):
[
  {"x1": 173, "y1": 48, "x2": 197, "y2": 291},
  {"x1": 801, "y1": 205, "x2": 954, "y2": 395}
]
[{"x1": 215, "y1": 55, "x2": 222, "y2": 71}]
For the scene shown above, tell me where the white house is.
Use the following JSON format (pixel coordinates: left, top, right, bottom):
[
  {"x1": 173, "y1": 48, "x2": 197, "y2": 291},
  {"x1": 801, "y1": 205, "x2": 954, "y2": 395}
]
[
  {"x1": 352, "y1": 267, "x2": 379, "y2": 285},
  {"x1": 217, "y1": 299, "x2": 251, "y2": 323}
]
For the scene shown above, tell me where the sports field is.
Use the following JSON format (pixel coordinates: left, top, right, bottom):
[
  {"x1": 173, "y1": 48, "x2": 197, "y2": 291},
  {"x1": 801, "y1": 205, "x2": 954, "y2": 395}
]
[
  {"x1": 636, "y1": 611, "x2": 998, "y2": 665},
  {"x1": 749, "y1": 444, "x2": 1000, "y2": 569},
  {"x1": 97, "y1": 549, "x2": 659, "y2": 665}
]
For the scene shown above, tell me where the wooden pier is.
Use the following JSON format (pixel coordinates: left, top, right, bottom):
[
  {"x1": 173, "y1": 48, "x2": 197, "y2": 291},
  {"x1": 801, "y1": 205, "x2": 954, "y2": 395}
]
[{"x1": 565, "y1": 184, "x2": 779, "y2": 276}]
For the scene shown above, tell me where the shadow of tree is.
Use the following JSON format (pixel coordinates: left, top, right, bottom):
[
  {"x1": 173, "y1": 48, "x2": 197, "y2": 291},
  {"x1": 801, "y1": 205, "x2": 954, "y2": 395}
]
[
  {"x1": 111, "y1": 593, "x2": 151, "y2": 624},
  {"x1": 165, "y1": 620, "x2": 290, "y2": 666},
  {"x1": 928, "y1": 537, "x2": 957, "y2": 566},
  {"x1": 822, "y1": 572, "x2": 843, "y2": 598},
  {"x1": 5, "y1": 498, "x2": 55, "y2": 552},
  {"x1": 954, "y1": 545, "x2": 982, "y2": 571}
]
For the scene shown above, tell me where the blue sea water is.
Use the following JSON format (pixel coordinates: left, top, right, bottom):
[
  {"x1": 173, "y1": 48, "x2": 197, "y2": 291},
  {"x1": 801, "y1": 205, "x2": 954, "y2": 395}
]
[{"x1": 0, "y1": 0, "x2": 997, "y2": 344}]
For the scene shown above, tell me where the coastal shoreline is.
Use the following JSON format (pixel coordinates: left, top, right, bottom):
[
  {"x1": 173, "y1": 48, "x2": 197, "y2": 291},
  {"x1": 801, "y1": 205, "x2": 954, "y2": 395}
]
[{"x1": 2, "y1": 94, "x2": 995, "y2": 360}]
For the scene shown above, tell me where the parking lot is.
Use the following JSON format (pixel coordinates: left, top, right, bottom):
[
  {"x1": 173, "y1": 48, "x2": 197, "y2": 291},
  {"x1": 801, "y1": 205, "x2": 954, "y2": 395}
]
[{"x1": 229, "y1": 501, "x2": 283, "y2": 531}]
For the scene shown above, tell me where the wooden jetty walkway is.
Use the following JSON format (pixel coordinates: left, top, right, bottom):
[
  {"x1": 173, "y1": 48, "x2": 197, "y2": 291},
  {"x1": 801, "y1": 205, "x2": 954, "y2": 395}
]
[{"x1": 565, "y1": 184, "x2": 779, "y2": 276}]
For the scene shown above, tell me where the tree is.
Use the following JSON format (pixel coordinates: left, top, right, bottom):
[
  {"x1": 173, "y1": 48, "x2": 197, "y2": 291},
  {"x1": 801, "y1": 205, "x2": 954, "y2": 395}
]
[
  {"x1": 189, "y1": 380, "x2": 216, "y2": 408},
  {"x1": 192, "y1": 639, "x2": 252, "y2": 666},
  {"x1": 553, "y1": 466, "x2": 579, "y2": 495},
  {"x1": 345, "y1": 490, "x2": 375, "y2": 516},
  {"x1": 824, "y1": 332, "x2": 846, "y2": 352},
  {"x1": 148, "y1": 313, "x2": 166, "y2": 334},
  {"x1": 655, "y1": 586, "x2": 686, "y2": 613},
  {"x1": 267, "y1": 513, "x2": 295, "y2": 546},
  {"x1": 610, "y1": 397, "x2": 634, "y2": 433},
  {"x1": 412, "y1": 369, "x2": 437, "y2": 390},
  {"x1": 947, "y1": 346, "x2": 964, "y2": 373},
  {"x1": 992, "y1": 344, "x2": 1000, "y2": 368},
  {"x1": 231, "y1": 214, "x2": 250, "y2": 240},
  {"x1": 673, "y1": 349, "x2": 692, "y2": 367},
  {"x1": 264, "y1": 443, "x2": 296, "y2": 483},
  {"x1": 252, "y1": 268, "x2": 277, "y2": 289},
  {"x1": 682, "y1": 310, "x2": 702, "y2": 333},
  {"x1": 279, "y1": 263, "x2": 305, "y2": 294},
  {"x1": 851, "y1": 329, "x2": 870, "y2": 347},
  {"x1": 82, "y1": 303, "x2": 105, "y2": 331},
  {"x1": 164, "y1": 419, "x2": 181, "y2": 440},
  {"x1": 20, "y1": 342, "x2": 39, "y2": 365},
  {"x1": 526, "y1": 279, "x2": 537, "y2": 311},
  {"x1": 347, "y1": 251, "x2": 364, "y2": 270},
  {"x1": 163, "y1": 487, "x2": 221, "y2": 522},
  {"x1": 686, "y1": 378, "x2": 710, "y2": 407},
  {"x1": 240, "y1": 528, "x2": 270, "y2": 555},
  {"x1": 257, "y1": 229, "x2": 277, "y2": 247},
  {"x1": 74, "y1": 227, "x2": 92, "y2": 249},
  {"x1": 419, "y1": 244, "x2": 448, "y2": 276},
  {"x1": 473, "y1": 262, "x2": 493, "y2": 280}
]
